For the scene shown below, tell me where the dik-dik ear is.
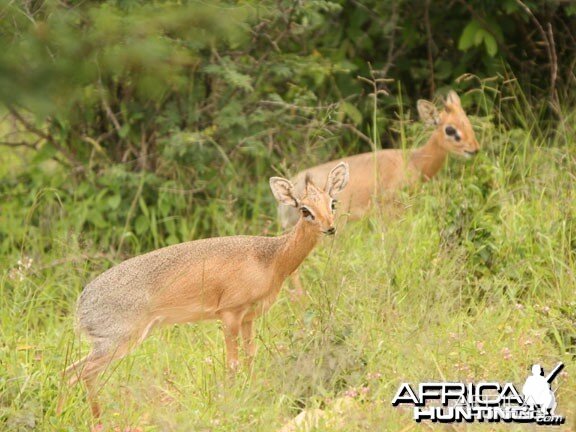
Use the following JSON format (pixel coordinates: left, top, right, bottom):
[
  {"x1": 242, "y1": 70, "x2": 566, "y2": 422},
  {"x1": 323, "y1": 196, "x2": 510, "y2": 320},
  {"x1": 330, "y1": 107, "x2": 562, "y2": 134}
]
[
  {"x1": 445, "y1": 90, "x2": 461, "y2": 107},
  {"x1": 270, "y1": 177, "x2": 299, "y2": 207},
  {"x1": 417, "y1": 100, "x2": 439, "y2": 126},
  {"x1": 325, "y1": 162, "x2": 349, "y2": 197}
]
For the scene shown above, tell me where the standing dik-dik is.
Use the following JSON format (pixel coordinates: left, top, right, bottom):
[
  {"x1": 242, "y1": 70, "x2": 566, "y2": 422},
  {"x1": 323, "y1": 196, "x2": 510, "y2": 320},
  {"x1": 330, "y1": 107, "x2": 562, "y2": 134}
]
[
  {"x1": 279, "y1": 91, "x2": 479, "y2": 295},
  {"x1": 61, "y1": 162, "x2": 349, "y2": 418}
]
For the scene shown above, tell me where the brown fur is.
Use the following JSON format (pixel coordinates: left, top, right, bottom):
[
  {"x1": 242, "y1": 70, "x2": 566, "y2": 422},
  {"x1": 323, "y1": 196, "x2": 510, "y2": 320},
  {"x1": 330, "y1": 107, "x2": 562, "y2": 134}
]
[
  {"x1": 279, "y1": 91, "x2": 480, "y2": 296},
  {"x1": 59, "y1": 162, "x2": 349, "y2": 418},
  {"x1": 278, "y1": 91, "x2": 480, "y2": 229}
]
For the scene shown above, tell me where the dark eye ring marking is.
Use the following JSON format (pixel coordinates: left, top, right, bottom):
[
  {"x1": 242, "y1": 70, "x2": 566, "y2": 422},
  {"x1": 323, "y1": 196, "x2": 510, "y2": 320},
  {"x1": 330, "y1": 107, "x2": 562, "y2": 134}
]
[
  {"x1": 445, "y1": 125, "x2": 462, "y2": 142},
  {"x1": 331, "y1": 199, "x2": 337, "y2": 212},
  {"x1": 445, "y1": 126, "x2": 457, "y2": 136},
  {"x1": 300, "y1": 207, "x2": 314, "y2": 220}
]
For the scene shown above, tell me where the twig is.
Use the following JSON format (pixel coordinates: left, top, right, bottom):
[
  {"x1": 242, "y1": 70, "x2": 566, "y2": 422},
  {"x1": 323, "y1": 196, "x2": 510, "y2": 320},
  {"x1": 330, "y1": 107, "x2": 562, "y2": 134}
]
[
  {"x1": 7, "y1": 106, "x2": 51, "y2": 142},
  {"x1": 424, "y1": 0, "x2": 435, "y2": 97},
  {"x1": 100, "y1": 92, "x2": 122, "y2": 135},
  {"x1": 339, "y1": 123, "x2": 375, "y2": 148},
  {"x1": 514, "y1": 0, "x2": 559, "y2": 109},
  {"x1": 117, "y1": 173, "x2": 146, "y2": 254},
  {"x1": 6, "y1": 105, "x2": 83, "y2": 168},
  {"x1": 547, "y1": 23, "x2": 559, "y2": 108},
  {"x1": 381, "y1": 3, "x2": 407, "y2": 77},
  {"x1": 0, "y1": 140, "x2": 39, "y2": 149},
  {"x1": 81, "y1": 135, "x2": 110, "y2": 161}
]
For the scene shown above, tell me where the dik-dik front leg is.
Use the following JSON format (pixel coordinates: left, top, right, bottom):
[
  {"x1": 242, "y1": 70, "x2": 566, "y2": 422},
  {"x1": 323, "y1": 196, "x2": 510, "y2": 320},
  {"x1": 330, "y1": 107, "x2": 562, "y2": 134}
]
[
  {"x1": 240, "y1": 319, "x2": 256, "y2": 369},
  {"x1": 220, "y1": 310, "x2": 243, "y2": 371}
]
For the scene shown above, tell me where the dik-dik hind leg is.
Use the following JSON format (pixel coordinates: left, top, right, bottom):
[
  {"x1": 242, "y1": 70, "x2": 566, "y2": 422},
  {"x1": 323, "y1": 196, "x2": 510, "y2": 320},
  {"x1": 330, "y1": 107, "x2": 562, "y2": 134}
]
[
  {"x1": 289, "y1": 270, "x2": 305, "y2": 300},
  {"x1": 67, "y1": 338, "x2": 133, "y2": 418}
]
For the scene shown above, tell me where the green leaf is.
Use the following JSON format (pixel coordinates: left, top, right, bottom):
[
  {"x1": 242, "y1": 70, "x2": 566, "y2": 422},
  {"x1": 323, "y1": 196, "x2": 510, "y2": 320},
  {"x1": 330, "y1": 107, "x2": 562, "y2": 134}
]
[
  {"x1": 166, "y1": 234, "x2": 180, "y2": 245},
  {"x1": 341, "y1": 101, "x2": 363, "y2": 125},
  {"x1": 474, "y1": 28, "x2": 488, "y2": 46},
  {"x1": 159, "y1": 198, "x2": 171, "y2": 217},
  {"x1": 458, "y1": 20, "x2": 481, "y2": 51},
  {"x1": 224, "y1": 68, "x2": 253, "y2": 92},
  {"x1": 138, "y1": 197, "x2": 149, "y2": 217},
  {"x1": 118, "y1": 124, "x2": 130, "y2": 138},
  {"x1": 135, "y1": 214, "x2": 149, "y2": 234},
  {"x1": 204, "y1": 61, "x2": 253, "y2": 93},
  {"x1": 107, "y1": 194, "x2": 121, "y2": 210},
  {"x1": 87, "y1": 210, "x2": 107, "y2": 228},
  {"x1": 483, "y1": 33, "x2": 498, "y2": 57}
]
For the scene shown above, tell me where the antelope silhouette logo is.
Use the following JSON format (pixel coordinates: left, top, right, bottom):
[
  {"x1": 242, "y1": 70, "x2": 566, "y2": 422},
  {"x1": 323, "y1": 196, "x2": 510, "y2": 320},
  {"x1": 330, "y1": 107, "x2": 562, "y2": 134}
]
[{"x1": 521, "y1": 363, "x2": 564, "y2": 414}]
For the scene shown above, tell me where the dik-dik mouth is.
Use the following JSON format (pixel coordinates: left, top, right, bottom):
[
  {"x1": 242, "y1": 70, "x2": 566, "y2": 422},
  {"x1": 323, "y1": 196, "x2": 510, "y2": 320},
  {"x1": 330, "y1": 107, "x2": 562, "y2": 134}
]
[
  {"x1": 323, "y1": 227, "x2": 336, "y2": 235},
  {"x1": 464, "y1": 149, "x2": 479, "y2": 158}
]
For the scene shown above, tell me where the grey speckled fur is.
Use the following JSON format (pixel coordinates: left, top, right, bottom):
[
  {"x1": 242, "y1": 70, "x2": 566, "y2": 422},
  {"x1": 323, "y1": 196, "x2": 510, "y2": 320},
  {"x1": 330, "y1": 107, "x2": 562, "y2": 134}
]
[{"x1": 76, "y1": 235, "x2": 286, "y2": 345}]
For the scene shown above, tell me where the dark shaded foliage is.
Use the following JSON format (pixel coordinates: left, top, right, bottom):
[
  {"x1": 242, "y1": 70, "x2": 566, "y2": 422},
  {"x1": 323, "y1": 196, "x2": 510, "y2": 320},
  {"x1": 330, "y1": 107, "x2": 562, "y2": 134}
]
[{"x1": 0, "y1": 0, "x2": 574, "y2": 253}]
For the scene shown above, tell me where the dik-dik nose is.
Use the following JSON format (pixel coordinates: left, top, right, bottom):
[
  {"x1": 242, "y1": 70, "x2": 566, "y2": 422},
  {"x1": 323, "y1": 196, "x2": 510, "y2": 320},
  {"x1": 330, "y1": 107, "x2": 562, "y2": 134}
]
[
  {"x1": 323, "y1": 227, "x2": 336, "y2": 235},
  {"x1": 464, "y1": 149, "x2": 479, "y2": 157}
]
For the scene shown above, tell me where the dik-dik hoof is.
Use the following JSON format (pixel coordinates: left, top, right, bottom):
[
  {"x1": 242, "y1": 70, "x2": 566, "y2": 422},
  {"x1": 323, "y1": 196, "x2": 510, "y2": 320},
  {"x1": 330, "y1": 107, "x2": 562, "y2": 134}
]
[{"x1": 227, "y1": 359, "x2": 241, "y2": 372}]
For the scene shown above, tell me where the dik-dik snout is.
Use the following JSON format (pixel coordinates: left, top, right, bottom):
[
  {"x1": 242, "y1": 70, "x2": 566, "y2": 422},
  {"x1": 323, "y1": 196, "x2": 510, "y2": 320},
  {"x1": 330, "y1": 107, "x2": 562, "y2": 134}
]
[{"x1": 418, "y1": 90, "x2": 480, "y2": 158}]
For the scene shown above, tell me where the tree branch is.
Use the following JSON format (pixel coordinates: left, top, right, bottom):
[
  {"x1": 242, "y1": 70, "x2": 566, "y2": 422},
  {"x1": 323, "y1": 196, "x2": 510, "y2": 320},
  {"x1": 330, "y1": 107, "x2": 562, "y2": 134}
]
[
  {"x1": 0, "y1": 140, "x2": 39, "y2": 149},
  {"x1": 6, "y1": 105, "x2": 84, "y2": 169},
  {"x1": 514, "y1": 0, "x2": 559, "y2": 109}
]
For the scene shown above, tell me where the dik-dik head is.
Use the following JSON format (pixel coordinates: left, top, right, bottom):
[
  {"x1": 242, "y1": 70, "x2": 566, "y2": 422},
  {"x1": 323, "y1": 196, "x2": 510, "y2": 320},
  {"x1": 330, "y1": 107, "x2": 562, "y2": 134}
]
[
  {"x1": 270, "y1": 162, "x2": 349, "y2": 235},
  {"x1": 417, "y1": 90, "x2": 480, "y2": 158}
]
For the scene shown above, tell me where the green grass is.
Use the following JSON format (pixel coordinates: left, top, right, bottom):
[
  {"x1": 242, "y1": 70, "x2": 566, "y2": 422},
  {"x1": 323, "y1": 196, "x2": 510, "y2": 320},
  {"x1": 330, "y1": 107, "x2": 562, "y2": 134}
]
[{"x1": 1, "y1": 112, "x2": 575, "y2": 431}]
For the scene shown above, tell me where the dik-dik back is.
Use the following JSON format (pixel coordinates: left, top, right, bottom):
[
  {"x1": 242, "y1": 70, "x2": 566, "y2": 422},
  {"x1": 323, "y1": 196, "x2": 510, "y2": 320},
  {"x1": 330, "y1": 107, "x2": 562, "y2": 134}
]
[
  {"x1": 279, "y1": 91, "x2": 480, "y2": 229},
  {"x1": 278, "y1": 151, "x2": 406, "y2": 228},
  {"x1": 77, "y1": 236, "x2": 283, "y2": 335}
]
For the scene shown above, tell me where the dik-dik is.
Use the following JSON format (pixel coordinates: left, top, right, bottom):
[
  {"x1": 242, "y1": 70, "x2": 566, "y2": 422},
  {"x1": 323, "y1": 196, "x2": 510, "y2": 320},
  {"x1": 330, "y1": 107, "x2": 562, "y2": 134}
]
[
  {"x1": 279, "y1": 91, "x2": 480, "y2": 295},
  {"x1": 61, "y1": 162, "x2": 349, "y2": 418}
]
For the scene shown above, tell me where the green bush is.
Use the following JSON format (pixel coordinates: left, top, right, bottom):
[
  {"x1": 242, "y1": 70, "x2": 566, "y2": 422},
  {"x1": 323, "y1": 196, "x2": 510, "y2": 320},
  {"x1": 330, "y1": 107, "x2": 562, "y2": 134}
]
[{"x1": 1, "y1": 0, "x2": 575, "y2": 253}]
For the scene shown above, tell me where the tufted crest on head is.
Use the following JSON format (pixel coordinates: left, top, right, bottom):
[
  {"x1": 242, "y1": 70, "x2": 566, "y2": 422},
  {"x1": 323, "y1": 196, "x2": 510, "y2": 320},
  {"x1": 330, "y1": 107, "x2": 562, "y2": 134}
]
[{"x1": 303, "y1": 173, "x2": 322, "y2": 201}]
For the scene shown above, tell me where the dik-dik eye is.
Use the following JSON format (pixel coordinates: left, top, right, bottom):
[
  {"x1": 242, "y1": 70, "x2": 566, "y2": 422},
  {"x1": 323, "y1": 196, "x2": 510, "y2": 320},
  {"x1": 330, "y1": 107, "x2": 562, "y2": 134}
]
[
  {"x1": 331, "y1": 200, "x2": 337, "y2": 212},
  {"x1": 300, "y1": 207, "x2": 315, "y2": 221},
  {"x1": 445, "y1": 126, "x2": 457, "y2": 136}
]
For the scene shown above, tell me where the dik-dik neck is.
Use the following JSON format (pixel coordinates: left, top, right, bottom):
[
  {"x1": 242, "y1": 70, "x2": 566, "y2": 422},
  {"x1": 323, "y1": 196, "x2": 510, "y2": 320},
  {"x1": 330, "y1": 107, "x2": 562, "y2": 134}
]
[
  {"x1": 410, "y1": 130, "x2": 448, "y2": 181},
  {"x1": 275, "y1": 219, "x2": 321, "y2": 278}
]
